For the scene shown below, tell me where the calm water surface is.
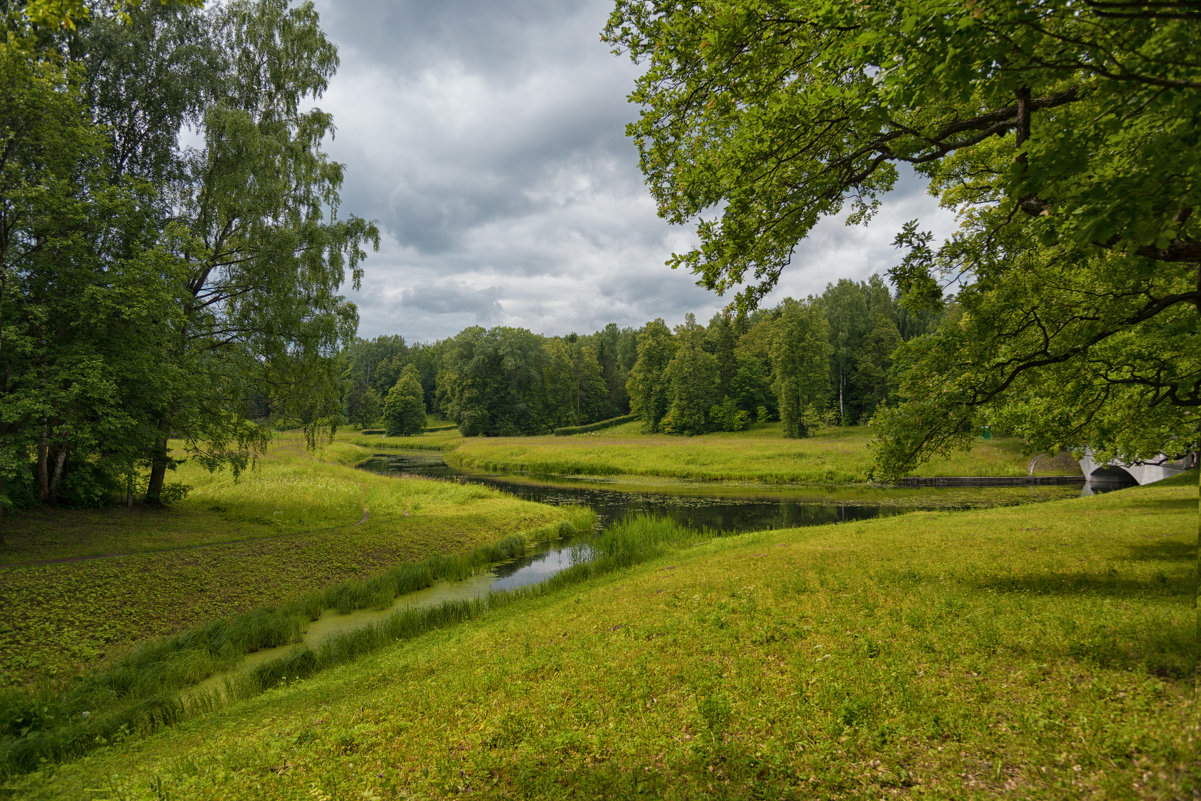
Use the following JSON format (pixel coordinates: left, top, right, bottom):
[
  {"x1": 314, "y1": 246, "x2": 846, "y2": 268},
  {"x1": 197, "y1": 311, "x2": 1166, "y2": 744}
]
[
  {"x1": 358, "y1": 450, "x2": 1084, "y2": 591},
  {"x1": 359, "y1": 451, "x2": 1081, "y2": 534}
]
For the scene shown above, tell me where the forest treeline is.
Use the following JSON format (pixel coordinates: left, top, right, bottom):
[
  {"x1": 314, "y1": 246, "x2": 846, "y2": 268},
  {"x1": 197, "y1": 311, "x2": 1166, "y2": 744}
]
[{"x1": 344, "y1": 276, "x2": 942, "y2": 438}]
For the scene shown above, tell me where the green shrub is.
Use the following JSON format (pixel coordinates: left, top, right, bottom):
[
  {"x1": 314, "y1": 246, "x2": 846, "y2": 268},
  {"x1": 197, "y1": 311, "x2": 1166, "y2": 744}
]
[
  {"x1": 56, "y1": 460, "x2": 123, "y2": 508},
  {"x1": 709, "y1": 398, "x2": 750, "y2": 432}
]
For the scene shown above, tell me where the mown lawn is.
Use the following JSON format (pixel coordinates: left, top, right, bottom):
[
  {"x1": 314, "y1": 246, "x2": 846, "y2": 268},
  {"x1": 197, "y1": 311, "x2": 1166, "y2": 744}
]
[
  {"x1": 443, "y1": 423, "x2": 1080, "y2": 484},
  {"x1": 0, "y1": 434, "x2": 578, "y2": 686},
  {"x1": 12, "y1": 474, "x2": 1194, "y2": 799}
]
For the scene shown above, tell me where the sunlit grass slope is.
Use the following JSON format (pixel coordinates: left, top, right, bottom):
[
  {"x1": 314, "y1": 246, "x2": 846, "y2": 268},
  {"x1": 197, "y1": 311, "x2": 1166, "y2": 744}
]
[
  {"x1": 446, "y1": 423, "x2": 1076, "y2": 483},
  {"x1": 0, "y1": 434, "x2": 575, "y2": 685},
  {"x1": 17, "y1": 476, "x2": 1195, "y2": 799}
]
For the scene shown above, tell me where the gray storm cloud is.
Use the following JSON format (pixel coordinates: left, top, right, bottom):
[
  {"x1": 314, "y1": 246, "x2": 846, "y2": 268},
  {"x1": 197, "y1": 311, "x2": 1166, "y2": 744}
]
[{"x1": 311, "y1": 0, "x2": 956, "y2": 342}]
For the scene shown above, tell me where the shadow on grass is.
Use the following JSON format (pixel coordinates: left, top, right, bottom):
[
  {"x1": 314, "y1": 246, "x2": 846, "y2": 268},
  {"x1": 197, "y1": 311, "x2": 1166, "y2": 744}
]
[
  {"x1": 1112, "y1": 495, "x2": 1197, "y2": 515},
  {"x1": 457, "y1": 740, "x2": 900, "y2": 800},
  {"x1": 972, "y1": 570, "x2": 1188, "y2": 600},
  {"x1": 1121, "y1": 539, "x2": 1198, "y2": 564},
  {"x1": 971, "y1": 571, "x2": 1193, "y2": 679}
]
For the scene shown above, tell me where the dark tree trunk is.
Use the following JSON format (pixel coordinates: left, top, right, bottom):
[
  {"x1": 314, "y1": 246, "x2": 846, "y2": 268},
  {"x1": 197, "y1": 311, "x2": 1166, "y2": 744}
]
[
  {"x1": 47, "y1": 447, "x2": 67, "y2": 504},
  {"x1": 36, "y1": 433, "x2": 69, "y2": 504},
  {"x1": 145, "y1": 435, "x2": 170, "y2": 505},
  {"x1": 36, "y1": 428, "x2": 49, "y2": 503}
]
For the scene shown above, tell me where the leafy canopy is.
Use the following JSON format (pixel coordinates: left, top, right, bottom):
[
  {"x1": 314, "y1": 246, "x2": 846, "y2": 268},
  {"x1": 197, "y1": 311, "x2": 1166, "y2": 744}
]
[
  {"x1": 1, "y1": 0, "x2": 378, "y2": 508},
  {"x1": 606, "y1": 0, "x2": 1200, "y2": 474},
  {"x1": 605, "y1": 0, "x2": 1199, "y2": 308}
]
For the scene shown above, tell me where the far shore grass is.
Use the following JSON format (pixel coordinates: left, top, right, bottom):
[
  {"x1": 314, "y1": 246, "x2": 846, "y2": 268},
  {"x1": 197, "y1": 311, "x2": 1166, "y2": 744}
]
[
  {"x1": 0, "y1": 433, "x2": 584, "y2": 686},
  {"x1": 11, "y1": 472, "x2": 1195, "y2": 799},
  {"x1": 371, "y1": 421, "x2": 1082, "y2": 484}
]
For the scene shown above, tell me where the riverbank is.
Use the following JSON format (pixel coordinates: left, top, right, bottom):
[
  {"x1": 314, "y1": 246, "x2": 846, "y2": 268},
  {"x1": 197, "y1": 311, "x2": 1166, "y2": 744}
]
[
  {"x1": 0, "y1": 434, "x2": 585, "y2": 686},
  {"x1": 10, "y1": 473, "x2": 1194, "y2": 799},
  {"x1": 366, "y1": 422, "x2": 1083, "y2": 484}
]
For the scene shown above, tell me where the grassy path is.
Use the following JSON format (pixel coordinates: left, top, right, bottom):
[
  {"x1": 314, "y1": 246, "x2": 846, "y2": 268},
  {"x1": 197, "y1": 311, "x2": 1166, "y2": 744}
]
[{"x1": 11, "y1": 474, "x2": 1194, "y2": 799}]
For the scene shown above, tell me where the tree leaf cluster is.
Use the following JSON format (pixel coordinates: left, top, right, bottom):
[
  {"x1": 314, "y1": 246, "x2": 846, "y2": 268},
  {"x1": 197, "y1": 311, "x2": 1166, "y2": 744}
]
[
  {"x1": 345, "y1": 277, "x2": 912, "y2": 441},
  {"x1": 1, "y1": 1, "x2": 377, "y2": 513},
  {"x1": 604, "y1": 0, "x2": 1200, "y2": 474},
  {"x1": 622, "y1": 278, "x2": 911, "y2": 438},
  {"x1": 342, "y1": 325, "x2": 640, "y2": 438}
]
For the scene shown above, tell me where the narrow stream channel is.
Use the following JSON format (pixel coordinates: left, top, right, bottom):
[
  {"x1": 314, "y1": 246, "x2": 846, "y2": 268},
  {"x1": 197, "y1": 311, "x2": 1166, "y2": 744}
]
[{"x1": 189, "y1": 452, "x2": 1083, "y2": 698}]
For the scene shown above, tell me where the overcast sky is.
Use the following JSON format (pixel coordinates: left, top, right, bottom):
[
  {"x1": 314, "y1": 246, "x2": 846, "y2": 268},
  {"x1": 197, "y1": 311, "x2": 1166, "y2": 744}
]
[{"x1": 310, "y1": 0, "x2": 957, "y2": 343}]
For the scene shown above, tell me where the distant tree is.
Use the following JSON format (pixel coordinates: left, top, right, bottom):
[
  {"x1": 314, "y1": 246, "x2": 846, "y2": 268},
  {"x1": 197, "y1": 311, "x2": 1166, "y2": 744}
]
[
  {"x1": 406, "y1": 343, "x2": 440, "y2": 412},
  {"x1": 361, "y1": 388, "x2": 383, "y2": 428},
  {"x1": 852, "y1": 308, "x2": 904, "y2": 422},
  {"x1": 770, "y1": 299, "x2": 832, "y2": 438},
  {"x1": 728, "y1": 353, "x2": 772, "y2": 422},
  {"x1": 735, "y1": 315, "x2": 778, "y2": 422},
  {"x1": 821, "y1": 280, "x2": 870, "y2": 425},
  {"x1": 542, "y1": 338, "x2": 577, "y2": 430},
  {"x1": 382, "y1": 365, "x2": 426, "y2": 436},
  {"x1": 568, "y1": 339, "x2": 614, "y2": 425},
  {"x1": 439, "y1": 327, "x2": 550, "y2": 436},
  {"x1": 626, "y1": 319, "x2": 676, "y2": 432},
  {"x1": 820, "y1": 276, "x2": 899, "y2": 424},
  {"x1": 591, "y1": 323, "x2": 636, "y2": 414},
  {"x1": 662, "y1": 314, "x2": 719, "y2": 435},
  {"x1": 704, "y1": 312, "x2": 739, "y2": 399}
]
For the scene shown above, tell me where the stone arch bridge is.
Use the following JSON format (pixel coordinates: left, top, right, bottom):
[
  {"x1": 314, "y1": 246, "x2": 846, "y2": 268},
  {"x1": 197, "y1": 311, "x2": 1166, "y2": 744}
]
[{"x1": 1078, "y1": 450, "x2": 1197, "y2": 487}]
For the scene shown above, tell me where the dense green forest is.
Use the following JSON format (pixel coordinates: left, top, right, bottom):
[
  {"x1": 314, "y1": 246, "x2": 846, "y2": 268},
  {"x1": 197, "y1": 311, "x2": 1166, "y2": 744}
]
[
  {"x1": 341, "y1": 275, "x2": 940, "y2": 438},
  {"x1": 0, "y1": 1, "x2": 376, "y2": 513}
]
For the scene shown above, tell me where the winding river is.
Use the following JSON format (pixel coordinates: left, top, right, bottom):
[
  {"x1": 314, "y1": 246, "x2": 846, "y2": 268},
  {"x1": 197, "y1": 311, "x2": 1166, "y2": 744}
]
[
  {"x1": 189, "y1": 451, "x2": 1085, "y2": 695},
  {"x1": 357, "y1": 450, "x2": 1085, "y2": 590}
]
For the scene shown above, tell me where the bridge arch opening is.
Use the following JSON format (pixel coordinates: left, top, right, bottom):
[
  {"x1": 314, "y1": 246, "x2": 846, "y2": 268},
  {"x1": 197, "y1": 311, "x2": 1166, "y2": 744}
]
[{"x1": 1087, "y1": 465, "x2": 1139, "y2": 487}]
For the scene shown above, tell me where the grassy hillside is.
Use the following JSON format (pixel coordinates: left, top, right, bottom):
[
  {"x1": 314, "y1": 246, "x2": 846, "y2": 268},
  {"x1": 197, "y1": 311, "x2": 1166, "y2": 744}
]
[
  {"x1": 12, "y1": 475, "x2": 1194, "y2": 799},
  {"x1": 0, "y1": 434, "x2": 582, "y2": 686},
  {"x1": 443, "y1": 423, "x2": 1081, "y2": 484}
]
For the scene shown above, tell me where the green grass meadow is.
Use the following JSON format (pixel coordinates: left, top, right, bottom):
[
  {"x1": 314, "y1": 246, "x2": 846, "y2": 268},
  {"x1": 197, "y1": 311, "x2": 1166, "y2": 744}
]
[
  {"x1": 9, "y1": 474, "x2": 1195, "y2": 799},
  {"x1": 0, "y1": 434, "x2": 581, "y2": 686},
  {"x1": 443, "y1": 423, "x2": 1079, "y2": 484}
]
